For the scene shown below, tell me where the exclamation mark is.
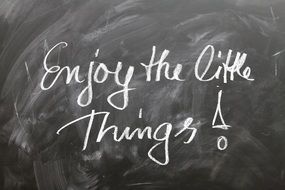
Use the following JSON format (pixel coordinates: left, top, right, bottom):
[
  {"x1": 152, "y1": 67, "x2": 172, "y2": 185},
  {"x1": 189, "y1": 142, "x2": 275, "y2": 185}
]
[{"x1": 212, "y1": 90, "x2": 231, "y2": 150}]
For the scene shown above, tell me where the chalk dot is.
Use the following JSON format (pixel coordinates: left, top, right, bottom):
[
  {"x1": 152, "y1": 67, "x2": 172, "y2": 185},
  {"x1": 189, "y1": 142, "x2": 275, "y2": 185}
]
[
  {"x1": 139, "y1": 108, "x2": 143, "y2": 118},
  {"x1": 95, "y1": 49, "x2": 100, "y2": 57},
  {"x1": 218, "y1": 51, "x2": 222, "y2": 58}
]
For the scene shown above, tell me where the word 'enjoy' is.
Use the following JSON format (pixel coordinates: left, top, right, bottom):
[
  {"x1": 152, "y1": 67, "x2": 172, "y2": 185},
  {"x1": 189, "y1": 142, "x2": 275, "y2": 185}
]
[{"x1": 40, "y1": 42, "x2": 134, "y2": 110}]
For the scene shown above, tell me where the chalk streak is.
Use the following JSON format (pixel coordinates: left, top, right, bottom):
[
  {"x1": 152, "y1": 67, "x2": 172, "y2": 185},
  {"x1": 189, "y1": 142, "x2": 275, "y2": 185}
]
[{"x1": 24, "y1": 61, "x2": 32, "y2": 81}]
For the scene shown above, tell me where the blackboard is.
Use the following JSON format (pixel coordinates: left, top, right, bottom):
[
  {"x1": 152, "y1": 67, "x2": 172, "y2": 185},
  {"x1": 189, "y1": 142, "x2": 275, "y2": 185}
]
[{"x1": 1, "y1": 0, "x2": 285, "y2": 189}]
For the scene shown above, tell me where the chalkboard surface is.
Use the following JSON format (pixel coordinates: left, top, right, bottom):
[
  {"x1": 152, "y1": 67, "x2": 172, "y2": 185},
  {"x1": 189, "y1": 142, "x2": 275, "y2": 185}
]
[{"x1": 1, "y1": 0, "x2": 285, "y2": 189}]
